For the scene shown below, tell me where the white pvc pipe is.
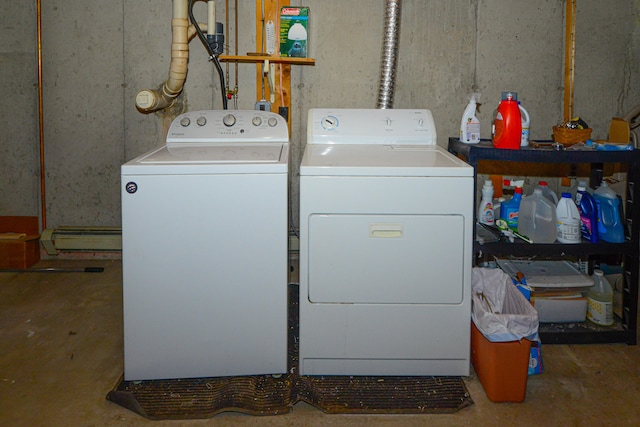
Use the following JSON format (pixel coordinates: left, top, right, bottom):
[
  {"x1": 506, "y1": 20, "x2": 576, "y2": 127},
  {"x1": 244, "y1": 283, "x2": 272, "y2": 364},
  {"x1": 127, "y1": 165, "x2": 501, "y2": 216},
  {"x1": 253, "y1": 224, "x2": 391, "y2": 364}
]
[
  {"x1": 136, "y1": 0, "x2": 206, "y2": 113},
  {"x1": 208, "y1": 1, "x2": 215, "y2": 33}
]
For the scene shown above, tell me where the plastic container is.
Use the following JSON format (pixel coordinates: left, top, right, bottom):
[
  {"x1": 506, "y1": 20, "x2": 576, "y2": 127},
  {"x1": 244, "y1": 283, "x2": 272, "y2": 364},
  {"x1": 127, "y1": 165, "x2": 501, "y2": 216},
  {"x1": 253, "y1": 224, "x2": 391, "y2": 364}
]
[
  {"x1": 587, "y1": 269, "x2": 614, "y2": 326},
  {"x1": 478, "y1": 180, "x2": 494, "y2": 225},
  {"x1": 517, "y1": 188, "x2": 556, "y2": 243},
  {"x1": 492, "y1": 92, "x2": 522, "y2": 150},
  {"x1": 500, "y1": 187, "x2": 523, "y2": 229},
  {"x1": 556, "y1": 192, "x2": 581, "y2": 244},
  {"x1": 493, "y1": 197, "x2": 505, "y2": 222},
  {"x1": 460, "y1": 93, "x2": 481, "y2": 144},
  {"x1": 519, "y1": 103, "x2": 530, "y2": 147},
  {"x1": 575, "y1": 182, "x2": 598, "y2": 242},
  {"x1": 593, "y1": 182, "x2": 625, "y2": 243},
  {"x1": 536, "y1": 181, "x2": 558, "y2": 205},
  {"x1": 470, "y1": 322, "x2": 532, "y2": 403}
]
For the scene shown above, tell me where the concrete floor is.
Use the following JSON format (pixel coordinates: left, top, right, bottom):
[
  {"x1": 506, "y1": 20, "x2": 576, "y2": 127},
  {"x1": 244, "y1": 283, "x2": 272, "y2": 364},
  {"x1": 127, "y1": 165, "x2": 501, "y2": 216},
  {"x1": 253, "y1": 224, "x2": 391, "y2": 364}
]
[{"x1": 1, "y1": 259, "x2": 639, "y2": 426}]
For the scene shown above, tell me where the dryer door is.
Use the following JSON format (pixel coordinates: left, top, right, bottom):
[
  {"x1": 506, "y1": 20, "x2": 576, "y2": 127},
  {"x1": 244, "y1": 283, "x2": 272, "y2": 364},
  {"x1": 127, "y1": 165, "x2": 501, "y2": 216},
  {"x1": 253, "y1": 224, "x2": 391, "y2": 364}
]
[{"x1": 307, "y1": 214, "x2": 465, "y2": 304}]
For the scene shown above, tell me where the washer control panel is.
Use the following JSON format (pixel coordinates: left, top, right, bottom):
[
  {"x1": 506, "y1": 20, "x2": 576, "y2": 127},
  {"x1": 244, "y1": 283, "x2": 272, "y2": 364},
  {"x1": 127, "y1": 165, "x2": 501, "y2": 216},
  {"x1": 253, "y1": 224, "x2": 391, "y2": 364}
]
[
  {"x1": 308, "y1": 108, "x2": 437, "y2": 145},
  {"x1": 167, "y1": 110, "x2": 288, "y2": 144}
]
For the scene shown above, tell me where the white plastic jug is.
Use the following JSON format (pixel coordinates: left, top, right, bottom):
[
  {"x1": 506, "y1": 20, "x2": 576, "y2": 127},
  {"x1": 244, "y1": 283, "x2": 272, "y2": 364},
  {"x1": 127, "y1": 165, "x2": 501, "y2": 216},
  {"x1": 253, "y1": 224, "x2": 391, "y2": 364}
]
[
  {"x1": 478, "y1": 180, "x2": 494, "y2": 225},
  {"x1": 517, "y1": 188, "x2": 557, "y2": 243},
  {"x1": 587, "y1": 269, "x2": 614, "y2": 326},
  {"x1": 519, "y1": 104, "x2": 530, "y2": 147},
  {"x1": 556, "y1": 192, "x2": 581, "y2": 243},
  {"x1": 460, "y1": 93, "x2": 481, "y2": 144}
]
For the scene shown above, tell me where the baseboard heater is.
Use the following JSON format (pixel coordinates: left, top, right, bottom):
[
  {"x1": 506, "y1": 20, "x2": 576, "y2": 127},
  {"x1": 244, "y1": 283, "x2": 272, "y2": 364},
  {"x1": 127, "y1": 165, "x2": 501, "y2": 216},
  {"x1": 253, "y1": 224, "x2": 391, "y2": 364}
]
[{"x1": 41, "y1": 226, "x2": 122, "y2": 255}]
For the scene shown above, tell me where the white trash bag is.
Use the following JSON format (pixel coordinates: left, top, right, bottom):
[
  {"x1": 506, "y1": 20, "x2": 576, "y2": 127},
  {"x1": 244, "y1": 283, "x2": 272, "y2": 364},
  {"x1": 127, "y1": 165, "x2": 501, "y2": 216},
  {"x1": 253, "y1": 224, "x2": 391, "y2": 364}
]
[{"x1": 472, "y1": 267, "x2": 539, "y2": 342}]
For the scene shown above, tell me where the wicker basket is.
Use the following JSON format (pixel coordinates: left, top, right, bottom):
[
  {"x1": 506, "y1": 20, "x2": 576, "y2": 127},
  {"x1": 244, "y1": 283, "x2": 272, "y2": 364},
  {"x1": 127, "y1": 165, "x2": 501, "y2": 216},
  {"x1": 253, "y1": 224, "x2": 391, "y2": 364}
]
[{"x1": 552, "y1": 126, "x2": 592, "y2": 146}]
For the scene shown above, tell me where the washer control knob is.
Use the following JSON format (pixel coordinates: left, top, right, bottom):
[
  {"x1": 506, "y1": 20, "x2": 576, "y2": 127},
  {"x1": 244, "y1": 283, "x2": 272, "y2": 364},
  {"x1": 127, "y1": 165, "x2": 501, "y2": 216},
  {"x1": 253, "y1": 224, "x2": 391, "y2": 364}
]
[
  {"x1": 268, "y1": 117, "x2": 278, "y2": 127},
  {"x1": 321, "y1": 116, "x2": 338, "y2": 130},
  {"x1": 196, "y1": 116, "x2": 207, "y2": 127},
  {"x1": 222, "y1": 113, "x2": 236, "y2": 127},
  {"x1": 252, "y1": 116, "x2": 263, "y2": 126},
  {"x1": 180, "y1": 117, "x2": 191, "y2": 127}
]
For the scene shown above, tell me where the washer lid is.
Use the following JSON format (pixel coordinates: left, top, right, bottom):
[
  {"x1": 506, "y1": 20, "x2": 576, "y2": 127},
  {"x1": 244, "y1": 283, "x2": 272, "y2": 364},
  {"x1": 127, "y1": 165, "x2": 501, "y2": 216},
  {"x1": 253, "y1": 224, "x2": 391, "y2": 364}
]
[
  {"x1": 122, "y1": 143, "x2": 289, "y2": 174},
  {"x1": 300, "y1": 144, "x2": 472, "y2": 177}
]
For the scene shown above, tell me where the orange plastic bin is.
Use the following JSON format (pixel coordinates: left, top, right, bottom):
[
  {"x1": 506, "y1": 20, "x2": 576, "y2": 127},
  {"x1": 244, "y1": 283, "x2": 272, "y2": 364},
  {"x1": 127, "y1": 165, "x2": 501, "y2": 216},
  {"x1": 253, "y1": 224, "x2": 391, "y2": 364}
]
[{"x1": 470, "y1": 321, "x2": 532, "y2": 403}]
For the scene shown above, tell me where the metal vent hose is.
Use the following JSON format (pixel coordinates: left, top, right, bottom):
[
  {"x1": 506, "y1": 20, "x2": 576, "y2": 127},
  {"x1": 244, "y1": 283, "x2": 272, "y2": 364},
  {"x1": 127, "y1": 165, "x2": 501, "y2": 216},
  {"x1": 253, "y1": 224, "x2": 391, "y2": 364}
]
[{"x1": 376, "y1": 0, "x2": 401, "y2": 109}]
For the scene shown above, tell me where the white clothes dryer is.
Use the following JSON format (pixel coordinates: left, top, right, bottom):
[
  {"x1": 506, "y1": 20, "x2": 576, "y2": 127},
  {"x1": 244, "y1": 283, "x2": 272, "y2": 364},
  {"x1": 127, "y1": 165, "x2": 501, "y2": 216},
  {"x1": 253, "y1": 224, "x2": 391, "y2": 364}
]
[
  {"x1": 299, "y1": 109, "x2": 474, "y2": 376},
  {"x1": 121, "y1": 110, "x2": 289, "y2": 381}
]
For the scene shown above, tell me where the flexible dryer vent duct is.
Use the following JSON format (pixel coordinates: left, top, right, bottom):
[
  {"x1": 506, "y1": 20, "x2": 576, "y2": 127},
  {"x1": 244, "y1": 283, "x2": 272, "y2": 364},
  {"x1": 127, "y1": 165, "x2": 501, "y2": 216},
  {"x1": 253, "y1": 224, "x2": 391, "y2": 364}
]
[
  {"x1": 135, "y1": 0, "x2": 206, "y2": 113},
  {"x1": 376, "y1": 0, "x2": 401, "y2": 109}
]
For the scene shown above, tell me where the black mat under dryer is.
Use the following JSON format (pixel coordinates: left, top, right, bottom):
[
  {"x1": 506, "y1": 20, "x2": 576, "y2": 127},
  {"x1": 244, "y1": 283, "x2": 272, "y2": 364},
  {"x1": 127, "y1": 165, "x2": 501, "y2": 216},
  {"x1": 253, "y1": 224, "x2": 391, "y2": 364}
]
[{"x1": 107, "y1": 285, "x2": 473, "y2": 419}]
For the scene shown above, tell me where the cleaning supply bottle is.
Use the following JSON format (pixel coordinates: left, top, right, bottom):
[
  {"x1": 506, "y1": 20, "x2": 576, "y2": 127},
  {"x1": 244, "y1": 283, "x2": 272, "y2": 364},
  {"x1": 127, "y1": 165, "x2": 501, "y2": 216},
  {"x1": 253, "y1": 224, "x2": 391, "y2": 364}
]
[
  {"x1": 556, "y1": 192, "x2": 581, "y2": 243},
  {"x1": 478, "y1": 180, "x2": 494, "y2": 225},
  {"x1": 593, "y1": 181, "x2": 625, "y2": 243},
  {"x1": 460, "y1": 93, "x2": 481, "y2": 144},
  {"x1": 587, "y1": 269, "x2": 614, "y2": 326},
  {"x1": 493, "y1": 197, "x2": 505, "y2": 221},
  {"x1": 575, "y1": 181, "x2": 598, "y2": 242},
  {"x1": 500, "y1": 186, "x2": 523, "y2": 230},
  {"x1": 536, "y1": 181, "x2": 558, "y2": 205},
  {"x1": 519, "y1": 102, "x2": 530, "y2": 147},
  {"x1": 492, "y1": 91, "x2": 522, "y2": 150},
  {"x1": 517, "y1": 188, "x2": 556, "y2": 243}
]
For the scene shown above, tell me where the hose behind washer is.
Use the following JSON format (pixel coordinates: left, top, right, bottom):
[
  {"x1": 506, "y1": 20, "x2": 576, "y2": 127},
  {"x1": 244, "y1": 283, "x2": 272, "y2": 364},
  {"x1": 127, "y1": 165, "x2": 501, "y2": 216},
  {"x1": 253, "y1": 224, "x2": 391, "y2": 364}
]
[{"x1": 189, "y1": 0, "x2": 228, "y2": 110}]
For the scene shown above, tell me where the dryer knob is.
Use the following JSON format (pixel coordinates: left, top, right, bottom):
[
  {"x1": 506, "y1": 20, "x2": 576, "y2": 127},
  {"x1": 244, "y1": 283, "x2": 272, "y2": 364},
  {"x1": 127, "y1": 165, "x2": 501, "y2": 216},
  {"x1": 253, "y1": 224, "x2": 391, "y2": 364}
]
[
  {"x1": 252, "y1": 116, "x2": 263, "y2": 126},
  {"x1": 180, "y1": 117, "x2": 191, "y2": 127},
  {"x1": 196, "y1": 116, "x2": 207, "y2": 127},
  {"x1": 223, "y1": 113, "x2": 236, "y2": 127},
  {"x1": 268, "y1": 117, "x2": 278, "y2": 127}
]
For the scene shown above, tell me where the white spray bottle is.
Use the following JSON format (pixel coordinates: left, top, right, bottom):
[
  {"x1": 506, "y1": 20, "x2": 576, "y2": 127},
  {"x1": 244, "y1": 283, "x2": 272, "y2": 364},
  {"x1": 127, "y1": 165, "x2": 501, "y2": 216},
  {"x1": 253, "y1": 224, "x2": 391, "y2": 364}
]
[{"x1": 460, "y1": 93, "x2": 481, "y2": 144}]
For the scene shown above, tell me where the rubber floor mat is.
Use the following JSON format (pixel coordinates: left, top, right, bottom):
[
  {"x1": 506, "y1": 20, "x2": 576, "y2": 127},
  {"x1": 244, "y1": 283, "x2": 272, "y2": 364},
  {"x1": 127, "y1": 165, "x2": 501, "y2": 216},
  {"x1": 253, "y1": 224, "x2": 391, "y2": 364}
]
[{"x1": 107, "y1": 285, "x2": 473, "y2": 419}]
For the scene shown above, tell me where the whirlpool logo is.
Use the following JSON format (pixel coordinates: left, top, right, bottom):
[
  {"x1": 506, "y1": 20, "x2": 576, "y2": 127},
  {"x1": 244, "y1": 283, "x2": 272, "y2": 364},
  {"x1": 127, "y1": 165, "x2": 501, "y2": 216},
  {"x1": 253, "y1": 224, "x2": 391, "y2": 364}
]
[{"x1": 125, "y1": 182, "x2": 138, "y2": 194}]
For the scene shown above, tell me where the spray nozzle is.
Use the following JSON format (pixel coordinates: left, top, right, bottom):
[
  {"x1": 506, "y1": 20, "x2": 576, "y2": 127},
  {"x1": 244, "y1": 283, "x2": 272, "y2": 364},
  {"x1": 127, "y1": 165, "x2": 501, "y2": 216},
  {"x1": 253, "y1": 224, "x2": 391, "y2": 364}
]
[{"x1": 503, "y1": 179, "x2": 525, "y2": 188}]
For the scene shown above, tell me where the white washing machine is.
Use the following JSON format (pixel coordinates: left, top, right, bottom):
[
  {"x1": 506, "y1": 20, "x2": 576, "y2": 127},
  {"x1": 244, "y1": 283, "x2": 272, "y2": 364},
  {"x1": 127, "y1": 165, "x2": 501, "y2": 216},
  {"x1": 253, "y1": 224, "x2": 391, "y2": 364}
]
[
  {"x1": 121, "y1": 110, "x2": 289, "y2": 381},
  {"x1": 299, "y1": 108, "x2": 474, "y2": 376}
]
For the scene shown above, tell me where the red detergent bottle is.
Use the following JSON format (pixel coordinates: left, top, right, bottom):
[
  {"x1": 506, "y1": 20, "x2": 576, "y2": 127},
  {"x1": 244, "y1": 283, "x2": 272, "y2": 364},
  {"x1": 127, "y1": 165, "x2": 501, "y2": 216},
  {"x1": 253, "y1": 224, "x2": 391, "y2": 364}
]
[{"x1": 493, "y1": 92, "x2": 522, "y2": 149}]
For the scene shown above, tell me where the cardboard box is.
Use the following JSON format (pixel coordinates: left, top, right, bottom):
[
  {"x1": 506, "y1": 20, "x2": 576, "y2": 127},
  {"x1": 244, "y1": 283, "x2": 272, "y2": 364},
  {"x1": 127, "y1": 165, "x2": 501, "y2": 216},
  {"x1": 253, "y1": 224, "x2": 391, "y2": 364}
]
[
  {"x1": 0, "y1": 216, "x2": 40, "y2": 269},
  {"x1": 280, "y1": 6, "x2": 309, "y2": 58}
]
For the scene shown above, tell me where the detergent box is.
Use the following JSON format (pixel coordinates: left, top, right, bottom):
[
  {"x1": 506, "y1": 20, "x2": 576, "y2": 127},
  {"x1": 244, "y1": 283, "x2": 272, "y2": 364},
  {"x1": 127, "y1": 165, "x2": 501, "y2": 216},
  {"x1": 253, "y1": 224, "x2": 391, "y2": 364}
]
[{"x1": 280, "y1": 6, "x2": 309, "y2": 58}]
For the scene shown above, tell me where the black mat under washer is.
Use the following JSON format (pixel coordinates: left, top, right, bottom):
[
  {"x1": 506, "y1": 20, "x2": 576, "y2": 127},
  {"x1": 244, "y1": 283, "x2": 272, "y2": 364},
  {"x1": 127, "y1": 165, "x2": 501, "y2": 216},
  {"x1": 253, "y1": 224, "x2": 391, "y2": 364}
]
[{"x1": 107, "y1": 285, "x2": 473, "y2": 419}]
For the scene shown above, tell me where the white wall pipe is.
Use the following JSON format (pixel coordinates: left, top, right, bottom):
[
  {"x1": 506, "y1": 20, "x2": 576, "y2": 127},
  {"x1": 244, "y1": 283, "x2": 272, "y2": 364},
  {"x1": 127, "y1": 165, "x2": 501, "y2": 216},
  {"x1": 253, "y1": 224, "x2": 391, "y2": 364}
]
[
  {"x1": 208, "y1": 1, "x2": 215, "y2": 33},
  {"x1": 135, "y1": 0, "x2": 208, "y2": 113}
]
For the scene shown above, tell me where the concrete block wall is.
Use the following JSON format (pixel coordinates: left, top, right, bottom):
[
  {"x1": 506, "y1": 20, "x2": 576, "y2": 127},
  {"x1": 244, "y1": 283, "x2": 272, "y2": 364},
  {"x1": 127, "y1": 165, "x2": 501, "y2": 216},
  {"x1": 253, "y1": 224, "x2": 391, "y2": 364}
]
[{"x1": 1, "y1": 0, "x2": 638, "y2": 230}]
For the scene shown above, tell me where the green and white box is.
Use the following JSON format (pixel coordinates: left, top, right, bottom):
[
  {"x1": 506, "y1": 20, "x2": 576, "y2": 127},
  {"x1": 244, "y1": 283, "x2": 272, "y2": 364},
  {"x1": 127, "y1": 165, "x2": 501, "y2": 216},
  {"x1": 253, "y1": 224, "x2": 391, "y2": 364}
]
[{"x1": 280, "y1": 6, "x2": 309, "y2": 58}]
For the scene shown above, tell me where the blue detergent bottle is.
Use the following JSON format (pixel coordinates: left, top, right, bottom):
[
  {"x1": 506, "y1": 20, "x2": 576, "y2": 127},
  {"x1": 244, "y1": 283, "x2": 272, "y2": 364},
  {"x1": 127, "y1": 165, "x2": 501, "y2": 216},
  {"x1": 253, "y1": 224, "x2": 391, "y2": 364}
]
[
  {"x1": 575, "y1": 182, "x2": 598, "y2": 243},
  {"x1": 593, "y1": 181, "x2": 625, "y2": 243},
  {"x1": 500, "y1": 186, "x2": 523, "y2": 229}
]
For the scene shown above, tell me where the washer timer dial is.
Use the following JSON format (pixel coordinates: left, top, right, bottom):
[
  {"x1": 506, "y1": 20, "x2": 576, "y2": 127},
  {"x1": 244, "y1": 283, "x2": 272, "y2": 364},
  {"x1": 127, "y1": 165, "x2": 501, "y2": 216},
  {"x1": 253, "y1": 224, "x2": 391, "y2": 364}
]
[
  {"x1": 222, "y1": 113, "x2": 236, "y2": 127},
  {"x1": 320, "y1": 116, "x2": 339, "y2": 130}
]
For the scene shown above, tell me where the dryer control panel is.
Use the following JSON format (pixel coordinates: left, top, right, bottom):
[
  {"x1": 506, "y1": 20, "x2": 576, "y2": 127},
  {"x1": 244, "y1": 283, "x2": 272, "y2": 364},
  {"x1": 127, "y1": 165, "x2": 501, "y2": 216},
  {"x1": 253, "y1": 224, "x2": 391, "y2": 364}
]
[
  {"x1": 167, "y1": 110, "x2": 289, "y2": 144},
  {"x1": 307, "y1": 108, "x2": 437, "y2": 145}
]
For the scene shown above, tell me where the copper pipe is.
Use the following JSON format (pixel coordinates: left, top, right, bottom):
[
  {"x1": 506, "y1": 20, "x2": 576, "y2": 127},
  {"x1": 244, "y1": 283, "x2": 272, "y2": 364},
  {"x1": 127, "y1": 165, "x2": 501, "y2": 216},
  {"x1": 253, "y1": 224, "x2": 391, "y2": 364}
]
[
  {"x1": 37, "y1": 0, "x2": 46, "y2": 231},
  {"x1": 563, "y1": 0, "x2": 576, "y2": 121}
]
